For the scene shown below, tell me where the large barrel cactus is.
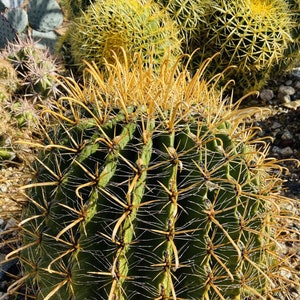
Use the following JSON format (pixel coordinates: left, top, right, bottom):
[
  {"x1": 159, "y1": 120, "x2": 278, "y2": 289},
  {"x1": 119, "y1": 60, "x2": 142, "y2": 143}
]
[{"x1": 6, "y1": 56, "x2": 296, "y2": 299}]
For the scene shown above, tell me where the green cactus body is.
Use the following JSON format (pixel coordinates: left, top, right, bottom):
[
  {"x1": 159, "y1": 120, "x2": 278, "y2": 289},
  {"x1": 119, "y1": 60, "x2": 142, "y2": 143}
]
[
  {"x1": 65, "y1": 0, "x2": 182, "y2": 71},
  {"x1": 12, "y1": 57, "x2": 290, "y2": 300}
]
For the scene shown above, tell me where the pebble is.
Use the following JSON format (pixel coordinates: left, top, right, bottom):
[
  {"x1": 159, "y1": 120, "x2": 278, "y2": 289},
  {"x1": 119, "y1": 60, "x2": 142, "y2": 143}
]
[
  {"x1": 5, "y1": 219, "x2": 17, "y2": 230},
  {"x1": 278, "y1": 85, "x2": 296, "y2": 96},
  {"x1": 271, "y1": 121, "x2": 282, "y2": 130},
  {"x1": 258, "y1": 67, "x2": 300, "y2": 111},
  {"x1": 294, "y1": 81, "x2": 300, "y2": 89},
  {"x1": 281, "y1": 129, "x2": 293, "y2": 141},
  {"x1": 285, "y1": 79, "x2": 293, "y2": 86},
  {"x1": 274, "y1": 146, "x2": 294, "y2": 157},
  {"x1": 259, "y1": 88, "x2": 274, "y2": 102},
  {"x1": 279, "y1": 146, "x2": 294, "y2": 157},
  {"x1": 282, "y1": 94, "x2": 291, "y2": 103},
  {"x1": 292, "y1": 67, "x2": 300, "y2": 79}
]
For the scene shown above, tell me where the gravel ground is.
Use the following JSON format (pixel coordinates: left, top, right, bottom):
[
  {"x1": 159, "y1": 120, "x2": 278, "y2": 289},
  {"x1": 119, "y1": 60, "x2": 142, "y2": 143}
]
[
  {"x1": 0, "y1": 69, "x2": 299, "y2": 299},
  {"x1": 246, "y1": 68, "x2": 300, "y2": 299}
]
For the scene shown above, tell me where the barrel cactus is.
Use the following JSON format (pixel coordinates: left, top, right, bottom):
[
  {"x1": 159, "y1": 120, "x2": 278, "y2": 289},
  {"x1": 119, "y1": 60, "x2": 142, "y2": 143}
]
[
  {"x1": 64, "y1": 0, "x2": 181, "y2": 71},
  {"x1": 4, "y1": 55, "x2": 298, "y2": 299},
  {"x1": 1, "y1": 37, "x2": 62, "y2": 101},
  {"x1": 186, "y1": 0, "x2": 295, "y2": 96}
]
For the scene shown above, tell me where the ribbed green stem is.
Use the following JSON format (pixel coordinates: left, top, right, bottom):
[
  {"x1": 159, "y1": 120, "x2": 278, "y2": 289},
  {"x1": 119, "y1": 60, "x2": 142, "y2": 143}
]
[
  {"x1": 106, "y1": 118, "x2": 155, "y2": 299},
  {"x1": 20, "y1": 112, "x2": 273, "y2": 299}
]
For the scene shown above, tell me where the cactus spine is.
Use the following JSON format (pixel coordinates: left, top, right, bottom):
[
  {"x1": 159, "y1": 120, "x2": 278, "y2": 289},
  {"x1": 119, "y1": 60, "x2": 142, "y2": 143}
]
[{"x1": 4, "y1": 55, "x2": 296, "y2": 300}]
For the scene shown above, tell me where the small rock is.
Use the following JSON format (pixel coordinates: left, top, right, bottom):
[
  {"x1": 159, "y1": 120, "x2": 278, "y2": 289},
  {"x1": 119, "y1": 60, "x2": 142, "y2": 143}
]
[
  {"x1": 292, "y1": 67, "x2": 300, "y2": 78},
  {"x1": 282, "y1": 94, "x2": 291, "y2": 103},
  {"x1": 281, "y1": 129, "x2": 293, "y2": 141},
  {"x1": 4, "y1": 218, "x2": 17, "y2": 231},
  {"x1": 278, "y1": 85, "x2": 296, "y2": 96},
  {"x1": 294, "y1": 81, "x2": 300, "y2": 90},
  {"x1": 259, "y1": 88, "x2": 274, "y2": 102},
  {"x1": 272, "y1": 146, "x2": 294, "y2": 157},
  {"x1": 285, "y1": 79, "x2": 293, "y2": 86},
  {"x1": 271, "y1": 121, "x2": 282, "y2": 130},
  {"x1": 272, "y1": 146, "x2": 281, "y2": 154},
  {"x1": 279, "y1": 146, "x2": 294, "y2": 157}
]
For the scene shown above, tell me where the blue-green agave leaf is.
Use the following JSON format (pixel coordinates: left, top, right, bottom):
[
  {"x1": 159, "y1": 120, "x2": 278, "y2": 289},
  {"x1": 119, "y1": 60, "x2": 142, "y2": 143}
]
[
  {"x1": 5, "y1": 7, "x2": 28, "y2": 33},
  {"x1": 0, "y1": 14, "x2": 16, "y2": 48},
  {"x1": 27, "y1": 0, "x2": 63, "y2": 32}
]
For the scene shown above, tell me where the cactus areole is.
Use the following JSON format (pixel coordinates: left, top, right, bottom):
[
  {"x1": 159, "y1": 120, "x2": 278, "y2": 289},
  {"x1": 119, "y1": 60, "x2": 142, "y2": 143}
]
[{"x1": 17, "y1": 59, "x2": 284, "y2": 300}]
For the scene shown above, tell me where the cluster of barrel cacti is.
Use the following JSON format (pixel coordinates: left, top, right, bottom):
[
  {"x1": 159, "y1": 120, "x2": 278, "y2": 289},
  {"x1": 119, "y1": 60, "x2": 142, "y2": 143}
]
[
  {"x1": 0, "y1": 0, "x2": 299, "y2": 299},
  {"x1": 58, "y1": 0, "x2": 300, "y2": 96},
  {"x1": 0, "y1": 0, "x2": 63, "y2": 50}
]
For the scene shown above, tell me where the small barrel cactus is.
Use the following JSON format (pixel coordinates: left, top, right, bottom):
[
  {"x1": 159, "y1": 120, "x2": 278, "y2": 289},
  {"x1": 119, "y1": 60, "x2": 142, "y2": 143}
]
[
  {"x1": 1, "y1": 37, "x2": 62, "y2": 101},
  {"x1": 186, "y1": 0, "x2": 295, "y2": 96},
  {"x1": 4, "y1": 55, "x2": 298, "y2": 299},
  {"x1": 64, "y1": 0, "x2": 182, "y2": 71},
  {"x1": 0, "y1": 37, "x2": 63, "y2": 131}
]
